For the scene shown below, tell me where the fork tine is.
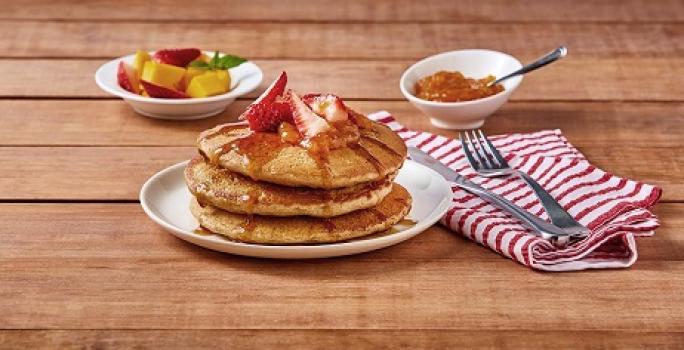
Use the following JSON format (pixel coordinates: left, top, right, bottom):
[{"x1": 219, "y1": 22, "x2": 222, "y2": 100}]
[
  {"x1": 468, "y1": 130, "x2": 494, "y2": 169},
  {"x1": 471, "y1": 129, "x2": 496, "y2": 169},
  {"x1": 478, "y1": 129, "x2": 508, "y2": 167},
  {"x1": 459, "y1": 132, "x2": 481, "y2": 171}
]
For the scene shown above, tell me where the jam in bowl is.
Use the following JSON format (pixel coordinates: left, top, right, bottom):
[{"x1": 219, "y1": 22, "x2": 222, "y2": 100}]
[{"x1": 400, "y1": 49, "x2": 522, "y2": 130}]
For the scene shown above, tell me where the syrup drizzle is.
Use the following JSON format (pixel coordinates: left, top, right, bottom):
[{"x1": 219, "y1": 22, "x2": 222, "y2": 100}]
[
  {"x1": 200, "y1": 115, "x2": 394, "y2": 189},
  {"x1": 350, "y1": 144, "x2": 385, "y2": 175},
  {"x1": 202, "y1": 124, "x2": 247, "y2": 141},
  {"x1": 243, "y1": 187, "x2": 261, "y2": 212},
  {"x1": 238, "y1": 214, "x2": 257, "y2": 239},
  {"x1": 361, "y1": 134, "x2": 403, "y2": 158},
  {"x1": 193, "y1": 226, "x2": 212, "y2": 236},
  {"x1": 368, "y1": 208, "x2": 388, "y2": 222},
  {"x1": 208, "y1": 132, "x2": 288, "y2": 178}
]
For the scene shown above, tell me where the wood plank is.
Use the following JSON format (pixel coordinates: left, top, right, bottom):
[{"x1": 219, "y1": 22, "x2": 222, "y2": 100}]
[
  {"x1": 2, "y1": 58, "x2": 682, "y2": 101},
  {"x1": 0, "y1": 146, "x2": 680, "y2": 201},
  {"x1": 0, "y1": 203, "x2": 682, "y2": 330},
  {"x1": 1, "y1": 22, "x2": 682, "y2": 59},
  {"x1": 0, "y1": 203, "x2": 680, "y2": 261},
  {"x1": 0, "y1": 146, "x2": 679, "y2": 200},
  {"x1": 2, "y1": 0, "x2": 682, "y2": 23},
  {"x1": 0, "y1": 330, "x2": 682, "y2": 350},
  {"x1": 0, "y1": 100, "x2": 682, "y2": 147}
]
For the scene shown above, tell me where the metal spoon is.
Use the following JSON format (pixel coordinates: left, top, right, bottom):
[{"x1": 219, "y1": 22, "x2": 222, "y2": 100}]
[{"x1": 488, "y1": 46, "x2": 568, "y2": 86}]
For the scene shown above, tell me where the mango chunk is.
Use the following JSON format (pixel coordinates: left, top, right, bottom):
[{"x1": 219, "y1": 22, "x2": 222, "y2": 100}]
[
  {"x1": 133, "y1": 50, "x2": 151, "y2": 77},
  {"x1": 213, "y1": 69, "x2": 231, "y2": 90},
  {"x1": 186, "y1": 72, "x2": 227, "y2": 98},
  {"x1": 185, "y1": 67, "x2": 206, "y2": 83},
  {"x1": 141, "y1": 61, "x2": 185, "y2": 89}
]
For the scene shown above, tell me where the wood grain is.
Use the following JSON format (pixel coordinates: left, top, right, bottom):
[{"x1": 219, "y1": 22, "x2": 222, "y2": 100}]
[
  {"x1": 0, "y1": 330, "x2": 683, "y2": 350},
  {"x1": 0, "y1": 1, "x2": 681, "y2": 347},
  {"x1": 0, "y1": 204, "x2": 682, "y2": 331},
  {"x1": 2, "y1": 0, "x2": 682, "y2": 23},
  {"x1": 1, "y1": 21, "x2": 682, "y2": 59},
  {"x1": 1, "y1": 100, "x2": 682, "y2": 147},
  {"x1": 0, "y1": 144, "x2": 679, "y2": 201},
  {"x1": 3, "y1": 57, "x2": 684, "y2": 101}
]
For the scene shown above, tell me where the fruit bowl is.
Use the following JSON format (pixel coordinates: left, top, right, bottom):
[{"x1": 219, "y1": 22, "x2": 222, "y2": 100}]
[{"x1": 95, "y1": 51, "x2": 263, "y2": 120}]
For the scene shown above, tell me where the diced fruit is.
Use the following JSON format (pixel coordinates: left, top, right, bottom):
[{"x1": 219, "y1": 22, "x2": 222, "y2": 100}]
[
  {"x1": 179, "y1": 67, "x2": 206, "y2": 91},
  {"x1": 185, "y1": 73, "x2": 227, "y2": 98},
  {"x1": 239, "y1": 71, "x2": 288, "y2": 130},
  {"x1": 288, "y1": 90, "x2": 330, "y2": 138},
  {"x1": 213, "y1": 69, "x2": 231, "y2": 89},
  {"x1": 199, "y1": 53, "x2": 211, "y2": 62},
  {"x1": 117, "y1": 61, "x2": 140, "y2": 94},
  {"x1": 133, "y1": 50, "x2": 151, "y2": 77},
  {"x1": 140, "y1": 80, "x2": 189, "y2": 98},
  {"x1": 302, "y1": 93, "x2": 348, "y2": 123},
  {"x1": 141, "y1": 61, "x2": 186, "y2": 89},
  {"x1": 153, "y1": 48, "x2": 201, "y2": 67},
  {"x1": 185, "y1": 67, "x2": 206, "y2": 82}
]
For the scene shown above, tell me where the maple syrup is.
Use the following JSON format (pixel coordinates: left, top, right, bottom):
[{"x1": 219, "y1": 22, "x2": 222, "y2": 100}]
[
  {"x1": 238, "y1": 214, "x2": 257, "y2": 238},
  {"x1": 193, "y1": 226, "x2": 213, "y2": 235},
  {"x1": 350, "y1": 144, "x2": 385, "y2": 175}
]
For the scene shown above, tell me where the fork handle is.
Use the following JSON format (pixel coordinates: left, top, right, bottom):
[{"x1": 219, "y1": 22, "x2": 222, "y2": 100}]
[
  {"x1": 515, "y1": 171, "x2": 591, "y2": 237},
  {"x1": 454, "y1": 180, "x2": 574, "y2": 246}
]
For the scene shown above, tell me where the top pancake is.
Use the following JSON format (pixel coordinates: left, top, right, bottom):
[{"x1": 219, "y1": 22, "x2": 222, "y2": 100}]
[{"x1": 197, "y1": 114, "x2": 407, "y2": 189}]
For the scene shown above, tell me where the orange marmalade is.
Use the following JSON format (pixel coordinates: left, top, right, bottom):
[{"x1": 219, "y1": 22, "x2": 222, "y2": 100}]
[{"x1": 414, "y1": 71, "x2": 504, "y2": 102}]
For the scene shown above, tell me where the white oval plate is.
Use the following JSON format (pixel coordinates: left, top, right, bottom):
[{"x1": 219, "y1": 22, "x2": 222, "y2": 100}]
[
  {"x1": 95, "y1": 51, "x2": 262, "y2": 120},
  {"x1": 140, "y1": 159, "x2": 453, "y2": 259}
]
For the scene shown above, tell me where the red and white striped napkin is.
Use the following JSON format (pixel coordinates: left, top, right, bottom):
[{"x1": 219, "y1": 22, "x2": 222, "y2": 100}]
[{"x1": 370, "y1": 111, "x2": 662, "y2": 271}]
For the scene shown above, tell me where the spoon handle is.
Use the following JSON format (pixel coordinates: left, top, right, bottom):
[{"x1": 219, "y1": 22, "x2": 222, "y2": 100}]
[{"x1": 491, "y1": 46, "x2": 567, "y2": 86}]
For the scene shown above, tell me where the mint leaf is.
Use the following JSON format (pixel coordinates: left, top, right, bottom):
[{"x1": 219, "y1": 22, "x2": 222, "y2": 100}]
[
  {"x1": 217, "y1": 55, "x2": 247, "y2": 69},
  {"x1": 188, "y1": 60, "x2": 210, "y2": 69},
  {"x1": 209, "y1": 51, "x2": 220, "y2": 69}
]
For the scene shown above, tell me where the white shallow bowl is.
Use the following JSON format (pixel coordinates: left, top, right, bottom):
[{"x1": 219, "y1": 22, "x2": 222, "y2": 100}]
[
  {"x1": 400, "y1": 49, "x2": 523, "y2": 129},
  {"x1": 140, "y1": 160, "x2": 453, "y2": 259},
  {"x1": 95, "y1": 51, "x2": 263, "y2": 120}
]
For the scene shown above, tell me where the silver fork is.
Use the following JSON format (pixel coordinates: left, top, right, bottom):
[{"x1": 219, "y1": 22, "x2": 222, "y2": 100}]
[{"x1": 459, "y1": 129, "x2": 591, "y2": 240}]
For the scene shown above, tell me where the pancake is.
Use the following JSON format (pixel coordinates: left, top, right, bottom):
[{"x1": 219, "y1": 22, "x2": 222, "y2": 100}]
[
  {"x1": 197, "y1": 113, "x2": 407, "y2": 189},
  {"x1": 185, "y1": 156, "x2": 395, "y2": 217},
  {"x1": 190, "y1": 183, "x2": 412, "y2": 244}
]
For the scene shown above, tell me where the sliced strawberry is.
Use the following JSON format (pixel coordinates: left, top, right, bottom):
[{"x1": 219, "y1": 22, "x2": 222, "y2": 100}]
[
  {"x1": 117, "y1": 61, "x2": 140, "y2": 94},
  {"x1": 288, "y1": 90, "x2": 330, "y2": 138},
  {"x1": 272, "y1": 96, "x2": 294, "y2": 123},
  {"x1": 140, "y1": 80, "x2": 189, "y2": 98},
  {"x1": 241, "y1": 71, "x2": 290, "y2": 132},
  {"x1": 153, "y1": 48, "x2": 201, "y2": 67},
  {"x1": 302, "y1": 93, "x2": 348, "y2": 123}
]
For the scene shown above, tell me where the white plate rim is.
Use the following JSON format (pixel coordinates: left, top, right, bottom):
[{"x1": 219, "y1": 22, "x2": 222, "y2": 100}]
[{"x1": 139, "y1": 159, "x2": 453, "y2": 258}]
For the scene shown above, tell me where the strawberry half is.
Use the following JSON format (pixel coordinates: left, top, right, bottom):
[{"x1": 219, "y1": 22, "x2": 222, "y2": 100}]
[
  {"x1": 241, "y1": 71, "x2": 291, "y2": 132},
  {"x1": 153, "y1": 48, "x2": 201, "y2": 67},
  {"x1": 117, "y1": 61, "x2": 140, "y2": 94},
  {"x1": 302, "y1": 93, "x2": 348, "y2": 123},
  {"x1": 288, "y1": 90, "x2": 330, "y2": 138},
  {"x1": 140, "y1": 80, "x2": 189, "y2": 98}
]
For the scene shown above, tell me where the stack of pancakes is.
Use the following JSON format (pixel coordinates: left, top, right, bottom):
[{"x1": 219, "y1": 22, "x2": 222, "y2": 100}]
[{"x1": 184, "y1": 110, "x2": 412, "y2": 244}]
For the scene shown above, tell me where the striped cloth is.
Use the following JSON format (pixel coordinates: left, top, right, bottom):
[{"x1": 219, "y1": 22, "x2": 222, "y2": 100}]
[{"x1": 370, "y1": 111, "x2": 662, "y2": 271}]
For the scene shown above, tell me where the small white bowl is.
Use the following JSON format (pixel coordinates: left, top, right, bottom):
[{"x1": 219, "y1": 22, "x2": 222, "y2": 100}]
[
  {"x1": 95, "y1": 51, "x2": 263, "y2": 120},
  {"x1": 400, "y1": 49, "x2": 523, "y2": 129}
]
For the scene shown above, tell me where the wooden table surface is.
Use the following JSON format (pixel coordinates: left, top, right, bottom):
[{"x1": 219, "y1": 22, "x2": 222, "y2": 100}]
[{"x1": 1, "y1": 1, "x2": 683, "y2": 348}]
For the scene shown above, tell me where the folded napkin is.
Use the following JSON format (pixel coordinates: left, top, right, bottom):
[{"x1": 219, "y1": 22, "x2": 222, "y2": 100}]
[{"x1": 369, "y1": 111, "x2": 662, "y2": 271}]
